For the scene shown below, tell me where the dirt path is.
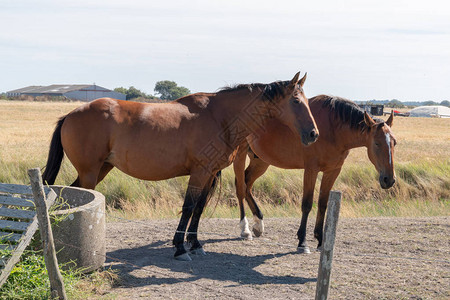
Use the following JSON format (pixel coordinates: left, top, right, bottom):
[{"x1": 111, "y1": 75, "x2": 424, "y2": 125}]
[{"x1": 104, "y1": 216, "x2": 449, "y2": 299}]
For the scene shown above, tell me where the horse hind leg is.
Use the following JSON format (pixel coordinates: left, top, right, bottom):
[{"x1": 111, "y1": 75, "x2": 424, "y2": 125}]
[
  {"x1": 71, "y1": 177, "x2": 80, "y2": 187},
  {"x1": 186, "y1": 173, "x2": 219, "y2": 256},
  {"x1": 96, "y1": 162, "x2": 114, "y2": 185},
  {"x1": 70, "y1": 160, "x2": 106, "y2": 190},
  {"x1": 70, "y1": 163, "x2": 111, "y2": 189},
  {"x1": 173, "y1": 174, "x2": 211, "y2": 261},
  {"x1": 78, "y1": 171, "x2": 100, "y2": 190}
]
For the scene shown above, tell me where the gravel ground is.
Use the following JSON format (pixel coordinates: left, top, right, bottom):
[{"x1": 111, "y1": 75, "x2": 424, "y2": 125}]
[{"x1": 103, "y1": 216, "x2": 449, "y2": 299}]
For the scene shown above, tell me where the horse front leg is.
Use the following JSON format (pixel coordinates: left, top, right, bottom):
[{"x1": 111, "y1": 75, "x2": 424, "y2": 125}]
[
  {"x1": 297, "y1": 167, "x2": 319, "y2": 253},
  {"x1": 314, "y1": 168, "x2": 341, "y2": 250},
  {"x1": 233, "y1": 143, "x2": 252, "y2": 240},
  {"x1": 244, "y1": 154, "x2": 269, "y2": 237}
]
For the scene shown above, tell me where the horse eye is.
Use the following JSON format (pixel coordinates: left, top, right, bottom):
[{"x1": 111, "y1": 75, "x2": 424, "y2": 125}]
[{"x1": 375, "y1": 142, "x2": 380, "y2": 147}]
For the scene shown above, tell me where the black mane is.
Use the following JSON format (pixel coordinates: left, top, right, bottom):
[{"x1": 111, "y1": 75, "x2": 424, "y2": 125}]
[
  {"x1": 314, "y1": 95, "x2": 383, "y2": 131},
  {"x1": 218, "y1": 80, "x2": 290, "y2": 102}
]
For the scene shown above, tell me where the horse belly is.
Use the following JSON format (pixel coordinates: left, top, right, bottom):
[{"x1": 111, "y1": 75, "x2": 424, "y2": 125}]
[{"x1": 108, "y1": 138, "x2": 190, "y2": 181}]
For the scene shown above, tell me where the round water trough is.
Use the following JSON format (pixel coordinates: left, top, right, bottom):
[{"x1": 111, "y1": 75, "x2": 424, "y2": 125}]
[{"x1": 50, "y1": 186, "x2": 105, "y2": 273}]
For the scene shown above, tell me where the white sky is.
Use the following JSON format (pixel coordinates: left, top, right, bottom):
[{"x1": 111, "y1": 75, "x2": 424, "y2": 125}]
[{"x1": 1, "y1": 0, "x2": 449, "y2": 101}]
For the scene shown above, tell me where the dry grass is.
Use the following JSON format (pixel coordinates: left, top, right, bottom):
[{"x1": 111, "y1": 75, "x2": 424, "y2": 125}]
[
  {"x1": 0, "y1": 100, "x2": 449, "y2": 219},
  {"x1": 0, "y1": 100, "x2": 81, "y2": 164}
]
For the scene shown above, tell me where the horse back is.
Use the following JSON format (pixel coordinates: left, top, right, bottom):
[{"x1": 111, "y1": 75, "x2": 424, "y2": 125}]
[{"x1": 60, "y1": 97, "x2": 222, "y2": 181}]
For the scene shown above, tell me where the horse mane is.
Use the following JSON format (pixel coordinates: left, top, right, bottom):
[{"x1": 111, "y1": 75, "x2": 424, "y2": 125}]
[
  {"x1": 314, "y1": 95, "x2": 383, "y2": 131},
  {"x1": 218, "y1": 80, "x2": 290, "y2": 102}
]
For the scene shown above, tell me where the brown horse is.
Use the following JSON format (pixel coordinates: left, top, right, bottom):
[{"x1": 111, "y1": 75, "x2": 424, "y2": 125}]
[
  {"x1": 233, "y1": 95, "x2": 396, "y2": 253},
  {"x1": 42, "y1": 72, "x2": 319, "y2": 261}
]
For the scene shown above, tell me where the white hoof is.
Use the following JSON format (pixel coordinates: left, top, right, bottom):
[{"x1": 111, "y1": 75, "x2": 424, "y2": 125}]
[
  {"x1": 240, "y1": 217, "x2": 253, "y2": 240},
  {"x1": 297, "y1": 246, "x2": 311, "y2": 254},
  {"x1": 175, "y1": 252, "x2": 192, "y2": 261},
  {"x1": 241, "y1": 230, "x2": 253, "y2": 240}
]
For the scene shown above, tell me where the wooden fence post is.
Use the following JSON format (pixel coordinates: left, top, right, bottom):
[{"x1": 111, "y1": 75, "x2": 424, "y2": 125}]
[
  {"x1": 315, "y1": 190, "x2": 342, "y2": 300},
  {"x1": 28, "y1": 168, "x2": 67, "y2": 300}
]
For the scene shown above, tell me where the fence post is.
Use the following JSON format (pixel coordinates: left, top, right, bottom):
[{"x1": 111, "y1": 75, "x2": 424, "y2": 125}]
[
  {"x1": 28, "y1": 168, "x2": 67, "y2": 300},
  {"x1": 315, "y1": 190, "x2": 342, "y2": 300}
]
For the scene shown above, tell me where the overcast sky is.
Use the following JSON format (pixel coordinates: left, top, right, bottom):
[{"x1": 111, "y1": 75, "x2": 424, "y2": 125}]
[{"x1": 1, "y1": 0, "x2": 449, "y2": 101}]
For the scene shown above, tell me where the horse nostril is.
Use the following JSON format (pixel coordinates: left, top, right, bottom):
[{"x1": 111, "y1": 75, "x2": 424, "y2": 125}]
[
  {"x1": 310, "y1": 130, "x2": 317, "y2": 140},
  {"x1": 383, "y1": 176, "x2": 388, "y2": 184}
]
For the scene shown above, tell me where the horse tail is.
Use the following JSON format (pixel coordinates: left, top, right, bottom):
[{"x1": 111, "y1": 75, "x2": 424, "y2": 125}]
[
  {"x1": 42, "y1": 116, "x2": 66, "y2": 185},
  {"x1": 207, "y1": 170, "x2": 222, "y2": 201},
  {"x1": 204, "y1": 170, "x2": 222, "y2": 211}
]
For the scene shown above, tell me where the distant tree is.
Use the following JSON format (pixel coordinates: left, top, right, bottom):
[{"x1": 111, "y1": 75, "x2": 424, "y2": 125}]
[
  {"x1": 423, "y1": 101, "x2": 438, "y2": 106},
  {"x1": 386, "y1": 99, "x2": 404, "y2": 108},
  {"x1": 154, "y1": 80, "x2": 190, "y2": 101},
  {"x1": 114, "y1": 86, "x2": 152, "y2": 100},
  {"x1": 126, "y1": 86, "x2": 145, "y2": 99},
  {"x1": 113, "y1": 87, "x2": 127, "y2": 95},
  {"x1": 440, "y1": 100, "x2": 450, "y2": 107}
]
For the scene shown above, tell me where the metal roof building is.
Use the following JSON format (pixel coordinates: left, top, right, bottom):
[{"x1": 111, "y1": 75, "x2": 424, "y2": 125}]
[{"x1": 6, "y1": 84, "x2": 126, "y2": 101}]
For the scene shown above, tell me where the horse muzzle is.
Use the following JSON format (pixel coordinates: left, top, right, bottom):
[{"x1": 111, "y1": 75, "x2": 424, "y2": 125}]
[
  {"x1": 379, "y1": 174, "x2": 396, "y2": 189},
  {"x1": 301, "y1": 128, "x2": 319, "y2": 146}
]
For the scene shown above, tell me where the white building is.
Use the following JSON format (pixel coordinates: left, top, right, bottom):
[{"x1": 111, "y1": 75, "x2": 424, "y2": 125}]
[
  {"x1": 6, "y1": 84, "x2": 126, "y2": 101},
  {"x1": 408, "y1": 105, "x2": 450, "y2": 118}
]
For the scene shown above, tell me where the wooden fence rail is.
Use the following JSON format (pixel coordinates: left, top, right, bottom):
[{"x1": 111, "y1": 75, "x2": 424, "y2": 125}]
[{"x1": 0, "y1": 169, "x2": 67, "y2": 299}]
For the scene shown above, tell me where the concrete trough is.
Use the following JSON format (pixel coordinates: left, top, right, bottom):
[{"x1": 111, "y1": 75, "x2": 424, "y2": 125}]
[{"x1": 49, "y1": 186, "x2": 105, "y2": 273}]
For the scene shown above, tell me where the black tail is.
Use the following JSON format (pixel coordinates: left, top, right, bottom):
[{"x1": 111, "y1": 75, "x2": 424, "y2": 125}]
[
  {"x1": 204, "y1": 170, "x2": 222, "y2": 207},
  {"x1": 42, "y1": 116, "x2": 66, "y2": 185}
]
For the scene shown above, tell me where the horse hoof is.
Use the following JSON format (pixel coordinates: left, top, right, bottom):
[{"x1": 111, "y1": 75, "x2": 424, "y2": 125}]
[
  {"x1": 190, "y1": 247, "x2": 206, "y2": 256},
  {"x1": 175, "y1": 252, "x2": 192, "y2": 261},
  {"x1": 252, "y1": 228, "x2": 263, "y2": 237},
  {"x1": 297, "y1": 246, "x2": 311, "y2": 254},
  {"x1": 241, "y1": 231, "x2": 253, "y2": 240}
]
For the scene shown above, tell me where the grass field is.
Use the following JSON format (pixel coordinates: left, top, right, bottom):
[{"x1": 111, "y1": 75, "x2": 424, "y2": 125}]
[{"x1": 0, "y1": 100, "x2": 449, "y2": 219}]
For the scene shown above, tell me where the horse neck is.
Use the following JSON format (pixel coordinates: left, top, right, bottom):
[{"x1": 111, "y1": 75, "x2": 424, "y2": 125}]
[
  {"x1": 212, "y1": 89, "x2": 277, "y2": 147},
  {"x1": 333, "y1": 124, "x2": 369, "y2": 150}
]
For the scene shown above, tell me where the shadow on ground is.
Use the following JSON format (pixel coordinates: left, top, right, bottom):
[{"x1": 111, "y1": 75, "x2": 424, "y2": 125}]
[{"x1": 106, "y1": 237, "x2": 316, "y2": 288}]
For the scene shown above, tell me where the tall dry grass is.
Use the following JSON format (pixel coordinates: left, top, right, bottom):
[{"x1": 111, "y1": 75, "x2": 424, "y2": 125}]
[{"x1": 0, "y1": 100, "x2": 449, "y2": 219}]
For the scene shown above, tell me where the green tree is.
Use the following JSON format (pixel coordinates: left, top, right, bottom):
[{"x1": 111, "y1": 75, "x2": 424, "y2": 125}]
[
  {"x1": 113, "y1": 87, "x2": 127, "y2": 95},
  {"x1": 114, "y1": 86, "x2": 149, "y2": 100},
  {"x1": 154, "y1": 80, "x2": 190, "y2": 101},
  {"x1": 440, "y1": 100, "x2": 450, "y2": 107},
  {"x1": 126, "y1": 86, "x2": 144, "y2": 99},
  {"x1": 423, "y1": 101, "x2": 437, "y2": 106},
  {"x1": 386, "y1": 99, "x2": 404, "y2": 108}
]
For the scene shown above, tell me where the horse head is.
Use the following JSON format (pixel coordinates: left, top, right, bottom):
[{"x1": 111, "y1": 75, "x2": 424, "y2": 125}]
[
  {"x1": 277, "y1": 72, "x2": 319, "y2": 146},
  {"x1": 364, "y1": 111, "x2": 396, "y2": 189}
]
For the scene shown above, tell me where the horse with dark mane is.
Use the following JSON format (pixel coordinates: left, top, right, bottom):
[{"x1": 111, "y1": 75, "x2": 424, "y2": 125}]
[
  {"x1": 42, "y1": 72, "x2": 319, "y2": 261},
  {"x1": 233, "y1": 94, "x2": 396, "y2": 253}
]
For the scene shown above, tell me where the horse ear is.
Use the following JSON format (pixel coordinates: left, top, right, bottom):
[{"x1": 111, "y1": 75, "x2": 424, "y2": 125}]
[
  {"x1": 364, "y1": 111, "x2": 376, "y2": 127},
  {"x1": 290, "y1": 72, "x2": 301, "y2": 87},
  {"x1": 386, "y1": 110, "x2": 394, "y2": 127},
  {"x1": 299, "y1": 72, "x2": 307, "y2": 87}
]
